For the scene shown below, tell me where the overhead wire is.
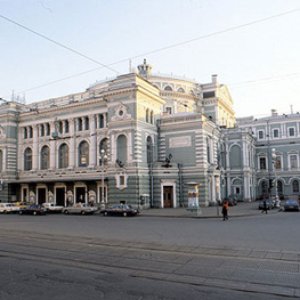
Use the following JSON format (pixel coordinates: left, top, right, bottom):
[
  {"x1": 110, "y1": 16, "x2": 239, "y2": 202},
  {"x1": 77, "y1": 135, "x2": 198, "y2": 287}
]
[
  {"x1": 1, "y1": 7, "x2": 300, "y2": 97},
  {"x1": 0, "y1": 14, "x2": 120, "y2": 75}
]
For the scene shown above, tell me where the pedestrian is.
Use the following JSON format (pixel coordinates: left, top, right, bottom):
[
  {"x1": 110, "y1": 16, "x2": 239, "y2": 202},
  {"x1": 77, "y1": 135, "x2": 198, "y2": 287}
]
[
  {"x1": 222, "y1": 200, "x2": 229, "y2": 221},
  {"x1": 262, "y1": 199, "x2": 268, "y2": 214}
]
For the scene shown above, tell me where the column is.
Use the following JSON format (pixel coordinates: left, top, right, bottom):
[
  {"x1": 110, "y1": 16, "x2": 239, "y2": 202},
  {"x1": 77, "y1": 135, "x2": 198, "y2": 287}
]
[
  {"x1": 69, "y1": 118, "x2": 75, "y2": 168},
  {"x1": 49, "y1": 122, "x2": 56, "y2": 169},
  {"x1": 32, "y1": 125, "x2": 39, "y2": 170},
  {"x1": 89, "y1": 114, "x2": 97, "y2": 167},
  {"x1": 243, "y1": 175, "x2": 250, "y2": 201}
]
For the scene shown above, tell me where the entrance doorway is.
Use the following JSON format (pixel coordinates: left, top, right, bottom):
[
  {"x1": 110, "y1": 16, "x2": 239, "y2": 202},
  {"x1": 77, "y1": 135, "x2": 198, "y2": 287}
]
[
  {"x1": 37, "y1": 188, "x2": 46, "y2": 205},
  {"x1": 76, "y1": 187, "x2": 86, "y2": 203},
  {"x1": 163, "y1": 186, "x2": 173, "y2": 208},
  {"x1": 56, "y1": 188, "x2": 65, "y2": 206}
]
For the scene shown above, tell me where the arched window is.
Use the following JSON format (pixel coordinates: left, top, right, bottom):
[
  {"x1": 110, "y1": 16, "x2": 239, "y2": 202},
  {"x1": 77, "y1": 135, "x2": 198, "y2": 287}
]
[
  {"x1": 292, "y1": 180, "x2": 299, "y2": 193},
  {"x1": 277, "y1": 180, "x2": 283, "y2": 195},
  {"x1": 164, "y1": 86, "x2": 172, "y2": 91},
  {"x1": 0, "y1": 150, "x2": 3, "y2": 172},
  {"x1": 150, "y1": 110, "x2": 154, "y2": 124},
  {"x1": 98, "y1": 114, "x2": 104, "y2": 128},
  {"x1": 46, "y1": 123, "x2": 50, "y2": 136},
  {"x1": 58, "y1": 121, "x2": 63, "y2": 134},
  {"x1": 58, "y1": 143, "x2": 69, "y2": 169},
  {"x1": 40, "y1": 146, "x2": 50, "y2": 170},
  {"x1": 99, "y1": 138, "x2": 108, "y2": 153},
  {"x1": 65, "y1": 120, "x2": 69, "y2": 133},
  {"x1": 177, "y1": 87, "x2": 185, "y2": 93},
  {"x1": 77, "y1": 118, "x2": 82, "y2": 131},
  {"x1": 260, "y1": 180, "x2": 268, "y2": 196},
  {"x1": 40, "y1": 124, "x2": 45, "y2": 137},
  {"x1": 117, "y1": 135, "x2": 127, "y2": 165},
  {"x1": 28, "y1": 127, "x2": 33, "y2": 138},
  {"x1": 24, "y1": 147, "x2": 32, "y2": 171},
  {"x1": 146, "y1": 136, "x2": 153, "y2": 164},
  {"x1": 84, "y1": 117, "x2": 89, "y2": 130},
  {"x1": 79, "y1": 141, "x2": 89, "y2": 166}
]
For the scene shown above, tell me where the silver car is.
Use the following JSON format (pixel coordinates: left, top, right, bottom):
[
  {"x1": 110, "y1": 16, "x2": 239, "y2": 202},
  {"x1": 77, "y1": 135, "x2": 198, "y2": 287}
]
[{"x1": 62, "y1": 203, "x2": 98, "y2": 215}]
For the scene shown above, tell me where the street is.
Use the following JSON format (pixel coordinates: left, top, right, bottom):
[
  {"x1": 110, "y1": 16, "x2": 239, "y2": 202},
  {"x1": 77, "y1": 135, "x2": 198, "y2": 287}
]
[{"x1": 0, "y1": 211, "x2": 299, "y2": 299}]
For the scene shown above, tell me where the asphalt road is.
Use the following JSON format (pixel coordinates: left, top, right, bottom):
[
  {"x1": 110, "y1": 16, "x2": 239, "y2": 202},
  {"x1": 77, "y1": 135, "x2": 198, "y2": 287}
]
[{"x1": 0, "y1": 212, "x2": 299, "y2": 299}]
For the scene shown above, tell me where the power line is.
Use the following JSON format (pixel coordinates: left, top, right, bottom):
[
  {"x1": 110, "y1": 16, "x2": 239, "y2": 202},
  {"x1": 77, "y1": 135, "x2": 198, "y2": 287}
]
[
  {"x1": 0, "y1": 14, "x2": 120, "y2": 75},
  {"x1": 229, "y1": 72, "x2": 300, "y2": 88},
  {"x1": 3, "y1": 7, "x2": 300, "y2": 96}
]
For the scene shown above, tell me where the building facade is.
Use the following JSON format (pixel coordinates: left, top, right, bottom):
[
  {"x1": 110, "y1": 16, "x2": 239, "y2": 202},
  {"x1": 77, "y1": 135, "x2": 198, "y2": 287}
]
[{"x1": 1, "y1": 61, "x2": 298, "y2": 208}]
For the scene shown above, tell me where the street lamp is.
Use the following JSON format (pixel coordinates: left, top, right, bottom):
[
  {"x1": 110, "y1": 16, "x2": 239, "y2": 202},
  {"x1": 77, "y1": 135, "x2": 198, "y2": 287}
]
[
  {"x1": 100, "y1": 149, "x2": 107, "y2": 209},
  {"x1": 271, "y1": 148, "x2": 278, "y2": 201}
]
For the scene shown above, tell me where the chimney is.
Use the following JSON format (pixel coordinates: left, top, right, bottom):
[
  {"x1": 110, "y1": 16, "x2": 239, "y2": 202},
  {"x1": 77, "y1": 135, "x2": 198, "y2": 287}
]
[
  {"x1": 211, "y1": 74, "x2": 218, "y2": 84},
  {"x1": 271, "y1": 109, "x2": 277, "y2": 116}
]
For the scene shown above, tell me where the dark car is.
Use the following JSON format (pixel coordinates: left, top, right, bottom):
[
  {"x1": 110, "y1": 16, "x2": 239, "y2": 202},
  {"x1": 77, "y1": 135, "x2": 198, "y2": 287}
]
[
  {"x1": 283, "y1": 199, "x2": 300, "y2": 212},
  {"x1": 258, "y1": 199, "x2": 275, "y2": 210},
  {"x1": 19, "y1": 204, "x2": 46, "y2": 215},
  {"x1": 100, "y1": 204, "x2": 139, "y2": 217}
]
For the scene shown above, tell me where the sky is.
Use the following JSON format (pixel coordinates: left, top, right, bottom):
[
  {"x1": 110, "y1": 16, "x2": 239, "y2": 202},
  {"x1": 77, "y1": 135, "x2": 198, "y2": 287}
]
[{"x1": 1, "y1": 0, "x2": 300, "y2": 118}]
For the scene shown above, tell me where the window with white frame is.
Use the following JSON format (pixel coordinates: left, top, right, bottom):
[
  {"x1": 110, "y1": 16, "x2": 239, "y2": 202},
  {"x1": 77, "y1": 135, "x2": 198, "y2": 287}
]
[
  {"x1": 288, "y1": 127, "x2": 295, "y2": 137},
  {"x1": 273, "y1": 129, "x2": 279, "y2": 138},
  {"x1": 274, "y1": 156, "x2": 282, "y2": 170},
  {"x1": 259, "y1": 157, "x2": 266, "y2": 170},
  {"x1": 289, "y1": 154, "x2": 298, "y2": 169},
  {"x1": 292, "y1": 180, "x2": 299, "y2": 193},
  {"x1": 258, "y1": 130, "x2": 264, "y2": 139}
]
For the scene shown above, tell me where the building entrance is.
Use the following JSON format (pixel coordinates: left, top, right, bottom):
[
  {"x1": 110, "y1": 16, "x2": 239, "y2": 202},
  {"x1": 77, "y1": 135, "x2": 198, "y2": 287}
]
[
  {"x1": 37, "y1": 188, "x2": 46, "y2": 205},
  {"x1": 56, "y1": 188, "x2": 65, "y2": 206},
  {"x1": 76, "y1": 187, "x2": 85, "y2": 203},
  {"x1": 163, "y1": 186, "x2": 173, "y2": 208}
]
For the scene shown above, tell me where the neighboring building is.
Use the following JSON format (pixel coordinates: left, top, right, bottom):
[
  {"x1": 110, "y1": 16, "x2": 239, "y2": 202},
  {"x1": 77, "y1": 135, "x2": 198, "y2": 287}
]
[
  {"x1": 1, "y1": 61, "x2": 298, "y2": 208},
  {"x1": 237, "y1": 109, "x2": 300, "y2": 200}
]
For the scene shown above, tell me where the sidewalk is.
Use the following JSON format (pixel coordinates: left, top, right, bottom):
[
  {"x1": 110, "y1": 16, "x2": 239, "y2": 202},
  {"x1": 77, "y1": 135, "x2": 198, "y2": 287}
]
[{"x1": 140, "y1": 202, "x2": 280, "y2": 218}]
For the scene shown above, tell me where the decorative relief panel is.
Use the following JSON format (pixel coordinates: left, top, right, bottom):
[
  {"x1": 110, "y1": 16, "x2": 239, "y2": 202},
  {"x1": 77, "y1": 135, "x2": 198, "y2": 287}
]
[
  {"x1": 111, "y1": 104, "x2": 132, "y2": 121},
  {"x1": 169, "y1": 136, "x2": 191, "y2": 148}
]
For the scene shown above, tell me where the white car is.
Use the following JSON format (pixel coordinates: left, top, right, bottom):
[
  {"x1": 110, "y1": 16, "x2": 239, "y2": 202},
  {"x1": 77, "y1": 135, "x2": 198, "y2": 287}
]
[
  {"x1": 42, "y1": 203, "x2": 64, "y2": 213},
  {"x1": 0, "y1": 203, "x2": 20, "y2": 213}
]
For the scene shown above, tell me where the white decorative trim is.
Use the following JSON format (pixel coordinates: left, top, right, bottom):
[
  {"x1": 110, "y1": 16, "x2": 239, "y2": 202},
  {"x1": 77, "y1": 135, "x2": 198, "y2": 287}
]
[{"x1": 160, "y1": 180, "x2": 177, "y2": 208}]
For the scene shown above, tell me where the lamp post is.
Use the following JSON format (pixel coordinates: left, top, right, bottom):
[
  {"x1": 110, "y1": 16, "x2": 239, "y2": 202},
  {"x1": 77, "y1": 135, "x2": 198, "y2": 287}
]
[
  {"x1": 100, "y1": 149, "x2": 107, "y2": 209},
  {"x1": 271, "y1": 148, "x2": 278, "y2": 201}
]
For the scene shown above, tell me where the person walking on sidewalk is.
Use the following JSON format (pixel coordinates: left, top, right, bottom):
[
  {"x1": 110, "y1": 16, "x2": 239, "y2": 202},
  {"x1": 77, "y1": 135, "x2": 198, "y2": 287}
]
[
  {"x1": 261, "y1": 199, "x2": 268, "y2": 214},
  {"x1": 222, "y1": 200, "x2": 229, "y2": 221}
]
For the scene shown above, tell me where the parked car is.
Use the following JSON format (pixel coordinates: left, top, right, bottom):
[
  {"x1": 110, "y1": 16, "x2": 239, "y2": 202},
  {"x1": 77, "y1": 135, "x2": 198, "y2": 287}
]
[
  {"x1": 19, "y1": 204, "x2": 46, "y2": 215},
  {"x1": 283, "y1": 199, "x2": 300, "y2": 212},
  {"x1": 100, "y1": 204, "x2": 139, "y2": 217},
  {"x1": 0, "y1": 203, "x2": 20, "y2": 214},
  {"x1": 42, "y1": 203, "x2": 64, "y2": 213},
  {"x1": 62, "y1": 203, "x2": 98, "y2": 215},
  {"x1": 258, "y1": 199, "x2": 275, "y2": 210}
]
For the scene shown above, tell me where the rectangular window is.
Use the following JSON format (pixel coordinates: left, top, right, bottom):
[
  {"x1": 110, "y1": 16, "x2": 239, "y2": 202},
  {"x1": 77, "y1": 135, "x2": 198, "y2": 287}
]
[
  {"x1": 166, "y1": 107, "x2": 172, "y2": 115},
  {"x1": 290, "y1": 154, "x2": 298, "y2": 169},
  {"x1": 289, "y1": 127, "x2": 295, "y2": 137},
  {"x1": 259, "y1": 157, "x2": 266, "y2": 170},
  {"x1": 273, "y1": 129, "x2": 279, "y2": 138},
  {"x1": 258, "y1": 130, "x2": 264, "y2": 139},
  {"x1": 203, "y1": 91, "x2": 215, "y2": 98},
  {"x1": 120, "y1": 175, "x2": 125, "y2": 185}
]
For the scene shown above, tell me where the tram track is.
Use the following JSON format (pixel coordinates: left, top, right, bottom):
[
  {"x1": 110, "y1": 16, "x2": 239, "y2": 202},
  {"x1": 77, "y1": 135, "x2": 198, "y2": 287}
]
[{"x1": 0, "y1": 229, "x2": 300, "y2": 298}]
